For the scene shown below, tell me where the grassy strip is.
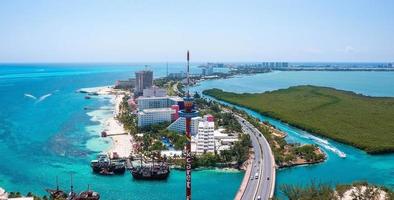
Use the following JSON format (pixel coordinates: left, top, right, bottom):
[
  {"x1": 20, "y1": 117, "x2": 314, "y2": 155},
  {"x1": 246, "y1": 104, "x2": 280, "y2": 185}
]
[{"x1": 203, "y1": 85, "x2": 394, "y2": 154}]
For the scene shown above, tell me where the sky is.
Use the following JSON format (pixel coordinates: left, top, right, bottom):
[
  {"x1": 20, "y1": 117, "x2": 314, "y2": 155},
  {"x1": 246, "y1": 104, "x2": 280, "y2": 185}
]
[{"x1": 0, "y1": 0, "x2": 393, "y2": 63}]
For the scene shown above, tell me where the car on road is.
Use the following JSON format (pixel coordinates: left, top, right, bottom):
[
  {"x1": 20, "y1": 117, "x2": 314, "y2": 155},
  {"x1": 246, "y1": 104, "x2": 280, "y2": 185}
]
[
  {"x1": 257, "y1": 196, "x2": 261, "y2": 200},
  {"x1": 254, "y1": 172, "x2": 259, "y2": 179},
  {"x1": 267, "y1": 177, "x2": 270, "y2": 180}
]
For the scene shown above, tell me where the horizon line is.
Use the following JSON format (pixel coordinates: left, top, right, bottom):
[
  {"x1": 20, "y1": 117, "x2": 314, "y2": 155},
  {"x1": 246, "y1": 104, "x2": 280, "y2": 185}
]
[{"x1": 0, "y1": 61, "x2": 392, "y2": 65}]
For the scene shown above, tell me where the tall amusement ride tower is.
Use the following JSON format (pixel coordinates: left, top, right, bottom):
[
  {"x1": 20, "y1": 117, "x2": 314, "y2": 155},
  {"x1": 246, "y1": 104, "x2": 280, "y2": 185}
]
[{"x1": 179, "y1": 51, "x2": 198, "y2": 200}]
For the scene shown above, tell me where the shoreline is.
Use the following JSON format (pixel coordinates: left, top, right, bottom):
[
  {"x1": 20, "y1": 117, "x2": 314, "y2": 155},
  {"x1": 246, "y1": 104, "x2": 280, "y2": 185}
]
[
  {"x1": 202, "y1": 87, "x2": 394, "y2": 155},
  {"x1": 80, "y1": 86, "x2": 134, "y2": 159}
]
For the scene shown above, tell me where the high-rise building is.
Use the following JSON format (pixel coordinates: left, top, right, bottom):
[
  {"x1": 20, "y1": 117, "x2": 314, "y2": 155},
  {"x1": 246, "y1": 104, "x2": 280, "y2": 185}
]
[
  {"x1": 143, "y1": 86, "x2": 167, "y2": 97},
  {"x1": 136, "y1": 96, "x2": 183, "y2": 127},
  {"x1": 135, "y1": 70, "x2": 153, "y2": 96},
  {"x1": 137, "y1": 108, "x2": 175, "y2": 127},
  {"x1": 196, "y1": 120, "x2": 215, "y2": 154},
  {"x1": 137, "y1": 96, "x2": 183, "y2": 110},
  {"x1": 167, "y1": 116, "x2": 202, "y2": 135}
]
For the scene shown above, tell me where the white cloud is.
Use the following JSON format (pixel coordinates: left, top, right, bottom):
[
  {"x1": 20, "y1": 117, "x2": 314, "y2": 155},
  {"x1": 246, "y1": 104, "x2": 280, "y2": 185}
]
[{"x1": 344, "y1": 45, "x2": 356, "y2": 53}]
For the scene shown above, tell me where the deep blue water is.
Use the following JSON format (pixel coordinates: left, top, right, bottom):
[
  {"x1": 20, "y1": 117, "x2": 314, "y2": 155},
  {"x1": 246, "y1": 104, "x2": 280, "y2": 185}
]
[
  {"x1": 0, "y1": 64, "x2": 243, "y2": 200},
  {"x1": 191, "y1": 71, "x2": 394, "y2": 196}
]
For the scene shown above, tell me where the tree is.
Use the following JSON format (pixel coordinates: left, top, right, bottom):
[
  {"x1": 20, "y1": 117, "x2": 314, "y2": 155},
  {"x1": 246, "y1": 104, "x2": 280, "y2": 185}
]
[{"x1": 193, "y1": 92, "x2": 201, "y2": 99}]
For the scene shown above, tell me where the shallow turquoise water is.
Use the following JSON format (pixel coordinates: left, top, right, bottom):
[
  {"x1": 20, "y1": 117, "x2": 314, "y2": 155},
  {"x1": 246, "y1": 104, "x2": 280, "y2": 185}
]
[
  {"x1": 0, "y1": 64, "x2": 243, "y2": 200},
  {"x1": 191, "y1": 71, "x2": 394, "y2": 196},
  {"x1": 2, "y1": 66, "x2": 393, "y2": 199}
]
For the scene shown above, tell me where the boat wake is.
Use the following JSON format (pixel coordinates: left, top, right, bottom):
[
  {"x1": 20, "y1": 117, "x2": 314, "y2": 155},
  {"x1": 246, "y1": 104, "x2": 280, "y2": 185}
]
[
  {"x1": 285, "y1": 126, "x2": 346, "y2": 158},
  {"x1": 307, "y1": 134, "x2": 346, "y2": 158},
  {"x1": 37, "y1": 93, "x2": 52, "y2": 103},
  {"x1": 24, "y1": 93, "x2": 37, "y2": 100},
  {"x1": 24, "y1": 92, "x2": 53, "y2": 103},
  {"x1": 320, "y1": 143, "x2": 347, "y2": 158}
]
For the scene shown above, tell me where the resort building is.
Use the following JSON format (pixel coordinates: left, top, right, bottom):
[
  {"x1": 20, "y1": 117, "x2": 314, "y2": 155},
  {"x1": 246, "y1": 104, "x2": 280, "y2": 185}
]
[
  {"x1": 136, "y1": 95, "x2": 184, "y2": 127},
  {"x1": 137, "y1": 108, "x2": 175, "y2": 127},
  {"x1": 137, "y1": 96, "x2": 183, "y2": 110},
  {"x1": 114, "y1": 78, "x2": 135, "y2": 89},
  {"x1": 195, "y1": 120, "x2": 215, "y2": 154},
  {"x1": 167, "y1": 116, "x2": 202, "y2": 135},
  {"x1": 143, "y1": 86, "x2": 167, "y2": 97},
  {"x1": 135, "y1": 70, "x2": 153, "y2": 96}
]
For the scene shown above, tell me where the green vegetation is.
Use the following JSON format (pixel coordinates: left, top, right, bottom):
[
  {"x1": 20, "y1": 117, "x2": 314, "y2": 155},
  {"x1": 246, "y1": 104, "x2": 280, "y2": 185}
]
[
  {"x1": 195, "y1": 97, "x2": 242, "y2": 133},
  {"x1": 7, "y1": 192, "x2": 48, "y2": 200},
  {"x1": 279, "y1": 181, "x2": 394, "y2": 200},
  {"x1": 293, "y1": 145, "x2": 324, "y2": 162},
  {"x1": 116, "y1": 95, "x2": 137, "y2": 135},
  {"x1": 238, "y1": 111, "x2": 325, "y2": 167},
  {"x1": 153, "y1": 78, "x2": 183, "y2": 96},
  {"x1": 204, "y1": 86, "x2": 394, "y2": 154},
  {"x1": 191, "y1": 133, "x2": 251, "y2": 168},
  {"x1": 294, "y1": 144, "x2": 325, "y2": 162}
]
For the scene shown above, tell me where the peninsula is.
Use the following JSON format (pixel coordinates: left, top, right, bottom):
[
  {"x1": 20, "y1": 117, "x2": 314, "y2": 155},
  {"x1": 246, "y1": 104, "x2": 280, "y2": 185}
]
[{"x1": 203, "y1": 85, "x2": 394, "y2": 154}]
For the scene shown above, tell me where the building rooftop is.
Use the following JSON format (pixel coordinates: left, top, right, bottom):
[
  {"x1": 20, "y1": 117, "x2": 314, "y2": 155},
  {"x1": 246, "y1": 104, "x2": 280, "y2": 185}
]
[
  {"x1": 137, "y1": 96, "x2": 183, "y2": 101},
  {"x1": 139, "y1": 107, "x2": 174, "y2": 113}
]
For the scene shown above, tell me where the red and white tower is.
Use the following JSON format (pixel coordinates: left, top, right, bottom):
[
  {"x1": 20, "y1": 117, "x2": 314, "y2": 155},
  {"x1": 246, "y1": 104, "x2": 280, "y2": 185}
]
[{"x1": 179, "y1": 51, "x2": 198, "y2": 200}]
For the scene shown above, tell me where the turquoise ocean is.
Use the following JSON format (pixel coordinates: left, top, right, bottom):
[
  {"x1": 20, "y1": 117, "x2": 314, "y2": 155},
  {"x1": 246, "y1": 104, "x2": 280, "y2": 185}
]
[
  {"x1": 0, "y1": 64, "x2": 242, "y2": 200},
  {"x1": 1, "y1": 64, "x2": 393, "y2": 199}
]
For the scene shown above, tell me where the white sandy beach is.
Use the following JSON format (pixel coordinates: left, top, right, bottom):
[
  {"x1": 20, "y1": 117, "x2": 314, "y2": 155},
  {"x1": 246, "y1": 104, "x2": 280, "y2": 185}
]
[
  {"x1": 82, "y1": 86, "x2": 134, "y2": 158},
  {"x1": 104, "y1": 93, "x2": 134, "y2": 158}
]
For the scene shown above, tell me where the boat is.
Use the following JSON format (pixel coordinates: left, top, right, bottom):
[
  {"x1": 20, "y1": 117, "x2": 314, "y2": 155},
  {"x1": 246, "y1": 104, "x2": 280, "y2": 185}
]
[
  {"x1": 90, "y1": 154, "x2": 126, "y2": 175},
  {"x1": 77, "y1": 185, "x2": 100, "y2": 200},
  {"x1": 131, "y1": 160, "x2": 170, "y2": 180},
  {"x1": 98, "y1": 168, "x2": 114, "y2": 176},
  {"x1": 85, "y1": 96, "x2": 91, "y2": 99},
  {"x1": 66, "y1": 175, "x2": 78, "y2": 200},
  {"x1": 46, "y1": 176, "x2": 67, "y2": 199},
  {"x1": 46, "y1": 176, "x2": 100, "y2": 200}
]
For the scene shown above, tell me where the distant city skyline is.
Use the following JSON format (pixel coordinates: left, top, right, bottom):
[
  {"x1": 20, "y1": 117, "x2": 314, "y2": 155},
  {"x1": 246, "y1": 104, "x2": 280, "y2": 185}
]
[{"x1": 0, "y1": 0, "x2": 393, "y2": 63}]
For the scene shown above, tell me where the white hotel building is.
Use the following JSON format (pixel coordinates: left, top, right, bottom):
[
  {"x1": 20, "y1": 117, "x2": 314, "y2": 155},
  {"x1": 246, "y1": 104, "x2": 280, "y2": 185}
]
[
  {"x1": 195, "y1": 120, "x2": 215, "y2": 154},
  {"x1": 137, "y1": 108, "x2": 175, "y2": 127},
  {"x1": 167, "y1": 116, "x2": 202, "y2": 135},
  {"x1": 137, "y1": 94, "x2": 183, "y2": 127}
]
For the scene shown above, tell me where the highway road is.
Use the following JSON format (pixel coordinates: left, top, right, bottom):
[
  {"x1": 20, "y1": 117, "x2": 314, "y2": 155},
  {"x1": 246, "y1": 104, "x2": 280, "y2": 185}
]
[{"x1": 236, "y1": 115, "x2": 276, "y2": 200}]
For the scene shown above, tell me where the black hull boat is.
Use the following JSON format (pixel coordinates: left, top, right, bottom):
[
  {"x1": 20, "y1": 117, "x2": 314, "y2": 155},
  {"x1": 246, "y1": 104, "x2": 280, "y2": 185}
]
[
  {"x1": 90, "y1": 154, "x2": 126, "y2": 175},
  {"x1": 131, "y1": 169, "x2": 170, "y2": 180},
  {"x1": 131, "y1": 161, "x2": 170, "y2": 180},
  {"x1": 46, "y1": 176, "x2": 100, "y2": 200},
  {"x1": 46, "y1": 189, "x2": 67, "y2": 200},
  {"x1": 46, "y1": 176, "x2": 67, "y2": 199},
  {"x1": 77, "y1": 186, "x2": 100, "y2": 200}
]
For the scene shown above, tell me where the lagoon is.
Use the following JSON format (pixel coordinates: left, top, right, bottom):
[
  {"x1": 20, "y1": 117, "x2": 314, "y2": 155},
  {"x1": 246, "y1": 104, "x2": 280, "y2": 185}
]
[{"x1": 191, "y1": 71, "x2": 394, "y2": 196}]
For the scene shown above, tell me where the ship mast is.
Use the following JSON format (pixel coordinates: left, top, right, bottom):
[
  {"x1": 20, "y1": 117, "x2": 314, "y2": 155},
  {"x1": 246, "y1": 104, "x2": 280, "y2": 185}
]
[{"x1": 56, "y1": 176, "x2": 59, "y2": 191}]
